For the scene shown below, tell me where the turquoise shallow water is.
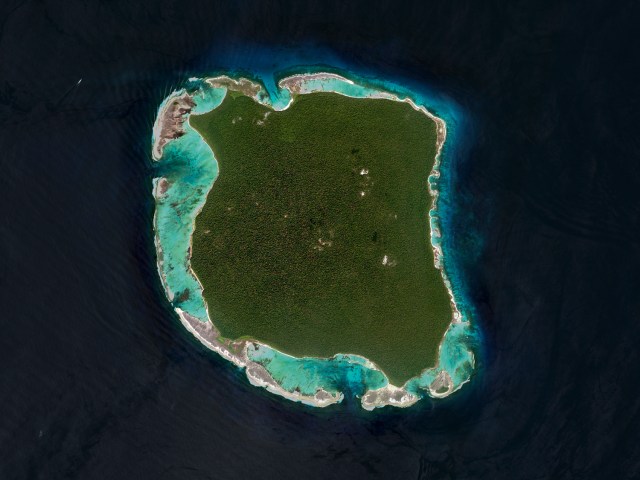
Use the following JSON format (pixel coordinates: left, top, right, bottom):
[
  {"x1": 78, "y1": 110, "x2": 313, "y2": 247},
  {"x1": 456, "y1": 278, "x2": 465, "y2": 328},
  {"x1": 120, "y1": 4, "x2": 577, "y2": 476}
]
[
  {"x1": 152, "y1": 72, "x2": 478, "y2": 406},
  {"x1": 248, "y1": 345, "x2": 387, "y2": 397},
  {"x1": 153, "y1": 84, "x2": 226, "y2": 321}
]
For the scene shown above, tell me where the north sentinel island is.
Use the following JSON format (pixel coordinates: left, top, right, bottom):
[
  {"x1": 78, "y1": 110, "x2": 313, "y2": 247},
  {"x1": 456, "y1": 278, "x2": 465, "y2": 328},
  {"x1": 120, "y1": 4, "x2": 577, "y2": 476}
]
[{"x1": 152, "y1": 72, "x2": 476, "y2": 409}]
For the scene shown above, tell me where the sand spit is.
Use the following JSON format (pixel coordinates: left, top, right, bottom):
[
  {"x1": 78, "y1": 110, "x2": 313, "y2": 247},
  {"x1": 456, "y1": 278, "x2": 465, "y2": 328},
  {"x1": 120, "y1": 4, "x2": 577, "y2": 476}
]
[
  {"x1": 279, "y1": 72, "x2": 354, "y2": 94},
  {"x1": 245, "y1": 363, "x2": 344, "y2": 408},
  {"x1": 361, "y1": 384, "x2": 419, "y2": 410},
  {"x1": 428, "y1": 370, "x2": 454, "y2": 398},
  {"x1": 152, "y1": 91, "x2": 195, "y2": 161},
  {"x1": 175, "y1": 307, "x2": 247, "y2": 367},
  {"x1": 206, "y1": 76, "x2": 262, "y2": 98},
  {"x1": 360, "y1": 367, "x2": 455, "y2": 409}
]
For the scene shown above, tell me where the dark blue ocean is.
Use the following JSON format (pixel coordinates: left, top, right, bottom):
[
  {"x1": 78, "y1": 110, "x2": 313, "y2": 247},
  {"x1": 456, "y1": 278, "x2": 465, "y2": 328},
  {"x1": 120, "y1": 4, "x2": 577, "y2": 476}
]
[{"x1": 1, "y1": 1, "x2": 639, "y2": 478}]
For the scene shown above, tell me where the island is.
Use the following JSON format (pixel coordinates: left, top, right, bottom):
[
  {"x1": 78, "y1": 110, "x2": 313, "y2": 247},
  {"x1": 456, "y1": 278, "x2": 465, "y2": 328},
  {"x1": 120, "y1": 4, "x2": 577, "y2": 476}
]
[{"x1": 151, "y1": 73, "x2": 476, "y2": 409}]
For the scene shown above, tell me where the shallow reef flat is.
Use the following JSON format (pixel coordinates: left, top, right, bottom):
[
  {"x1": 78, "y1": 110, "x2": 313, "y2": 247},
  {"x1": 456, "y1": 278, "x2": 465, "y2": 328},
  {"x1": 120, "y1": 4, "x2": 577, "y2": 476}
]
[{"x1": 151, "y1": 72, "x2": 477, "y2": 409}]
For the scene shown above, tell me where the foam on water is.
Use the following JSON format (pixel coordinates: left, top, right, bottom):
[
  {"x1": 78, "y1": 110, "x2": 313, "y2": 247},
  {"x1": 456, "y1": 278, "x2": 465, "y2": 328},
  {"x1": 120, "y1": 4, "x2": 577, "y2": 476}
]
[{"x1": 152, "y1": 71, "x2": 479, "y2": 408}]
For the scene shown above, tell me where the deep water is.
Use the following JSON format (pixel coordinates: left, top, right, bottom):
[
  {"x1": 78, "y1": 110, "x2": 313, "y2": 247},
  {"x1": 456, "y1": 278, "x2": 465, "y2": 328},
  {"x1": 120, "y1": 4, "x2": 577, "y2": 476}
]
[{"x1": 2, "y1": 0, "x2": 640, "y2": 478}]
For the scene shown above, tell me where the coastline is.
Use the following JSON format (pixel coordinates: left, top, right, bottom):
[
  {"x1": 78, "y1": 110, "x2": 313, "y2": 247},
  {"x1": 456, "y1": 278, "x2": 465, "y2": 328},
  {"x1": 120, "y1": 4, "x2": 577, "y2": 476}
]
[
  {"x1": 151, "y1": 71, "x2": 476, "y2": 410},
  {"x1": 152, "y1": 91, "x2": 195, "y2": 160},
  {"x1": 175, "y1": 307, "x2": 344, "y2": 407}
]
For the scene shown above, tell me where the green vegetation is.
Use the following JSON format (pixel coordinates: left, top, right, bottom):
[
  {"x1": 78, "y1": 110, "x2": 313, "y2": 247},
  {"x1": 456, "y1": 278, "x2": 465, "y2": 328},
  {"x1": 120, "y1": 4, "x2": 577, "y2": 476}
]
[{"x1": 189, "y1": 92, "x2": 452, "y2": 384}]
